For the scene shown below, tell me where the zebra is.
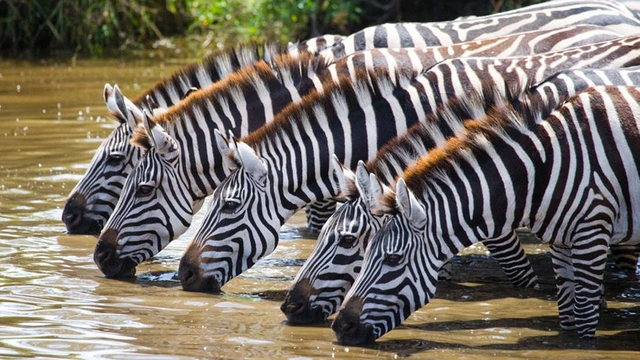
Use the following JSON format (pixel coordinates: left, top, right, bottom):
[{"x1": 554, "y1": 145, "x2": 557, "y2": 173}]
[
  {"x1": 176, "y1": 33, "x2": 640, "y2": 293},
  {"x1": 61, "y1": 43, "x2": 283, "y2": 234},
  {"x1": 320, "y1": 0, "x2": 640, "y2": 61},
  {"x1": 281, "y1": 66, "x2": 640, "y2": 325},
  {"x1": 90, "y1": 26, "x2": 626, "y2": 278},
  {"x1": 332, "y1": 85, "x2": 640, "y2": 344}
]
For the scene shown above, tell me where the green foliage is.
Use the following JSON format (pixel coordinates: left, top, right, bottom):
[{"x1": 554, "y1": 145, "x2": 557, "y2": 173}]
[
  {"x1": 0, "y1": 0, "x2": 189, "y2": 58},
  {"x1": 183, "y1": 0, "x2": 362, "y2": 48}
]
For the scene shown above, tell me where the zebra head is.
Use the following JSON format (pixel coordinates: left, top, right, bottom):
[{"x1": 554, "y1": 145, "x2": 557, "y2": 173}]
[
  {"x1": 332, "y1": 178, "x2": 440, "y2": 345},
  {"x1": 94, "y1": 111, "x2": 198, "y2": 278},
  {"x1": 179, "y1": 133, "x2": 285, "y2": 293},
  {"x1": 281, "y1": 159, "x2": 392, "y2": 324},
  {"x1": 62, "y1": 84, "x2": 143, "y2": 235}
]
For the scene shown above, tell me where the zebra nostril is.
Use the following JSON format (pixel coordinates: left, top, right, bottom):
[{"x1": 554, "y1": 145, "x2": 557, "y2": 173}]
[
  {"x1": 178, "y1": 260, "x2": 200, "y2": 290},
  {"x1": 95, "y1": 247, "x2": 114, "y2": 266},
  {"x1": 63, "y1": 211, "x2": 81, "y2": 227},
  {"x1": 284, "y1": 300, "x2": 305, "y2": 316},
  {"x1": 181, "y1": 268, "x2": 196, "y2": 285}
]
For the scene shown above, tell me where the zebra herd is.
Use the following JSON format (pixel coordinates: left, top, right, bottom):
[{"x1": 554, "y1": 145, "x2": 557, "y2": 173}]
[{"x1": 63, "y1": 0, "x2": 640, "y2": 345}]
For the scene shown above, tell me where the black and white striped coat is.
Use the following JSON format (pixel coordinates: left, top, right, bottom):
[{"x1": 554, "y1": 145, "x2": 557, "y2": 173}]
[
  {"x1": 280, "y1": 66, "x2": 640, "y2": 325},
  {"x1": 91, "y1": 26, "x2": 632, "y2": 278},
  {"x1": 333, "y1": 85, "x2": 640, "y2": 344},
  {"x1": 177, "y1": 33, "x2": 640, "y2": 294}
]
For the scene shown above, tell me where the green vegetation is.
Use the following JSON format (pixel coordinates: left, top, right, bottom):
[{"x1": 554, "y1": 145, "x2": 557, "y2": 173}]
[{"x1": 0, "y1": 0, "x2": 546, "y2": 59}]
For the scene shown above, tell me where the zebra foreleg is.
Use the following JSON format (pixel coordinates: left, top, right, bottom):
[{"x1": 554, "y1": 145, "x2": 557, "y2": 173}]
[
  {"x1": 550, "y1": 245, "x2": 576, "y2": 331},
  {"x1": 570, "y1": 237, "x2": 608, "y2": 339}
]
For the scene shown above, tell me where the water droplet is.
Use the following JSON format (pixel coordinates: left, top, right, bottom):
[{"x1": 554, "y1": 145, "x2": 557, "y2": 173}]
[{"x1": 16, "y1": 85, "x2": 21, "y2": 93}]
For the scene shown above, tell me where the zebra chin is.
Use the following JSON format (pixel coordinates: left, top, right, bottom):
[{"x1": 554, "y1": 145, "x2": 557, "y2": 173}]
[
  {"x1": 62, "y1": 193, "x2": 104, "y2": 235},
  {"x1": 280, "y1": 296, "x2": 327, "y2": 325},
  {"x1": 93, "y1": 230, "x2": 137, "y2": 278}
]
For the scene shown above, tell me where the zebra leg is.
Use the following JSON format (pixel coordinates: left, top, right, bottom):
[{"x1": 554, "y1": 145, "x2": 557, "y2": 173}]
[
  {"x1": 609, "y1": 244, "x2": 640, "y2": 271},
  {"x1": 571, "y1": 237, "x2": 608, "y2": 339},
  {"x1": 550, "y1": 245, "x2": 576, "y2": 331},
  {"x1": 482, "y1": 231, "x2": 539, "y2": 289},
  {"x1": 304, "y1": 199, "x2": 337, "y2": 233}
]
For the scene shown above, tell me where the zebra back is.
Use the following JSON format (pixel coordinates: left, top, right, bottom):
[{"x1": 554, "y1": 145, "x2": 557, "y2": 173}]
[
  {"x1": 322, "y1": 0, "x2": 640, "y2": 59},
  {"x1": 334, "y1": 84, "x2": 640, "y2": 344}
]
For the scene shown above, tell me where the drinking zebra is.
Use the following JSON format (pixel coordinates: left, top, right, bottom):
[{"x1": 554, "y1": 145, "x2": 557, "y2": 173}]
[
  {"x1": 61, "y1": 43, "x2": 282, "y2": 234},
  {"x1": 92, "y1": 25, "x2": 625, "y2": 277},
  {"x1": 320, "y1": 0, "x2": 640, "y2": 61},
  {"x1": 176, "y1": 34, "x2": 640, "y2": 292},
  {"x1": 332, "y1": 85, "x2": 640, "y2": 344},
  {"x1": 281, "y1": 66, "x2": 640, "y2": 325}
]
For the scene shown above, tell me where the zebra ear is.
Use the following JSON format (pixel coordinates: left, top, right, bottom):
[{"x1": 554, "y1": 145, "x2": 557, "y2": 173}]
[
  {"x1": 354, "y1": 161, "x2": 371, "y2": 202},
  {"x1": 111, "y1": 84, "x2": 143, "y2": 130},
  {"x1": 368, "y1": 173, "x2": 395, "y2": 216},
  {"x1": 214, "y1": 129, "x2": 240, "y2": 171},
  {"x1": 231, "y1": 138, "x2": 268, "y2": 183},
  {"x1": 145, "y1": 95, "x2": 168, "y2": 116},
  {"x1": 396, "y1": 178, "x2": 427, "y2": 228},
  {"x1": 330, "y1": 155, "x2": 356, "y2": 201},
  {"x1": 143, "y1": 110, "x2": 178, "y2": 155}
]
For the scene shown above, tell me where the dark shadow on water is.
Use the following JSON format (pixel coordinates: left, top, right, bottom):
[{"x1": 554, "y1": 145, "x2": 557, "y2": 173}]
[
  {"x1": 370, "y1": 328, "x2": 640, "y2": 356},
  {"x1": 133, "y1": 271, "x2": 182, "y2": 288}
]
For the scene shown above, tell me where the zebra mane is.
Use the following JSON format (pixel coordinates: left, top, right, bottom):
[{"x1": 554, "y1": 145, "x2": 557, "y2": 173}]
[
  {"x1": 368, "y1": 74, "x2": 533, "y2": 195},
  {"x1": 383, "y1": 84, "x2": 561, "y2": 207},
  {"x1": 130, "y1": 51, "x2": 328, "y2": 150},
  {"x1": 242, "y1": 66, "x2": 412, "y2": 148},
  {"x1": 131, "y1": 118, "x2": 155, "y2": 150},
  {"x1": 131, "y1": 42, "x2": 284, "y2": 106}
]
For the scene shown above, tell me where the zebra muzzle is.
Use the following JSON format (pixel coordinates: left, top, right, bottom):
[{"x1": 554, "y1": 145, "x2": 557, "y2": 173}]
[
  {"x1": 178, "y1": 257, "x2": 221, "y2": 293},
  {"x1": 62, "y1": 193, "x2": 102, "y2": 235},
  {"x1": 331, "y1": 296, "x2": 375, "y2": 345},
  {"x1": 94, "y1": 230, "x2": 137, "y2": 278}
]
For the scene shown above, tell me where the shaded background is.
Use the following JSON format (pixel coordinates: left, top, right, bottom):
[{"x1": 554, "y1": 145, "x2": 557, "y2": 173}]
[{"x1": 1, "y1": 0, "x2": 546, "y2": 59}]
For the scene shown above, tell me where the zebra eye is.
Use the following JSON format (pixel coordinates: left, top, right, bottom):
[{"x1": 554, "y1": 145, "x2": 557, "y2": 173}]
[
  {"x1": 383, "y1": 253, "x2": 403, "y2": 266},
  {"x1": 106, "y1": 153, "x2": 125, "y2": 166},
  {"x1": 221, "y1": 199, "x2": 241, "y2": 213},
  {"x1": 136, "y1": 184, "x2": 154, "y2": 197},
  {"x1": 338, "y1": 234, "x2": 358, "y2": 248}
]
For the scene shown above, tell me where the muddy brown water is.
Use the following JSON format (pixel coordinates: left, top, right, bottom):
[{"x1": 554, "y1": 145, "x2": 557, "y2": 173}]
[{"x1": 0, "y1": 58, "x2": 638, "y2": 359}]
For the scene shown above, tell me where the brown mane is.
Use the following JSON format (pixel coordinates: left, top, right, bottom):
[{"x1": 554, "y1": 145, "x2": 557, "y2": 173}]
[
  {"x1": 242, "y1": 66, "x2": 409, "y2": 147},
  {"x1": 145, "y1": 50, "x2": 325, "y2": 127},
  {"x1": 380, "y1": 81, "x2": 562, "y2": 206}
]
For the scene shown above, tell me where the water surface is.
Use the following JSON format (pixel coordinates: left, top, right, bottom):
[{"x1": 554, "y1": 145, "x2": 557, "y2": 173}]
[{"x1": 0, "y1": 58, "x2": 638, "y2": 359}]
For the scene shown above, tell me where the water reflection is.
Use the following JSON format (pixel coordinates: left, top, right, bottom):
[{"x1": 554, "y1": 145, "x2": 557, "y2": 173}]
[{"x1": 0, "y1": 58, "x2": 638, "y2": 358}]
